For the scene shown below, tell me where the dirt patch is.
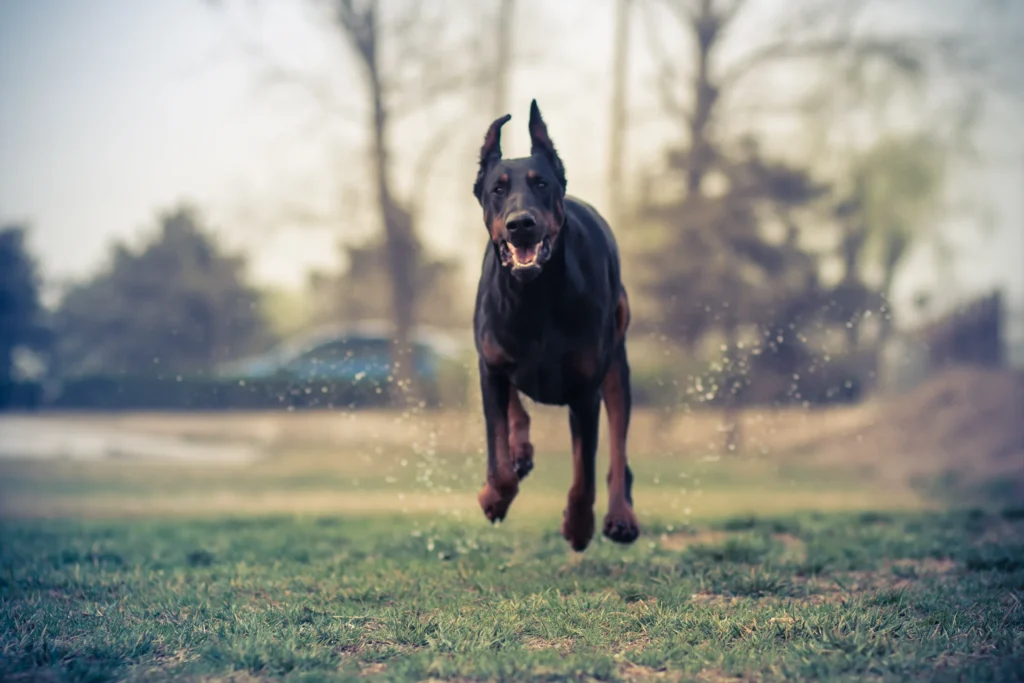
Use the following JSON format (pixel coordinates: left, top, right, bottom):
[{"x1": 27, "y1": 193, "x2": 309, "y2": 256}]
[
  {"x1": 689, "y1": 560, "x2": 961, "y2": 608},
  {"x1": 694, "y1": 668, "x2": 748, "y2": 683},
  {"x1": 774, "y1": 533, "x2": 807, "y2": 563},
  {"x1": 658, "y1": 531, "x2": 807, "y2": 563},
  {"x1": 842, "y1": 559, "x2": 960, "y2": 593},
  {"x1": 359, "y1": 662, "x2": 388, "y2": 676},
  {"x1": 620, "y1": 663, "x2": 683, "y2": 682},
  {"x1": 973, "y1": 518, "x2": 1024, "y2": 546},
  {"x1": 809, "y1": 366, "x2": 1024, "y2": 499},
  {"x1": 627, "y1": 599, "x2": 658, "y2": 612},
  {"x1": 172, "y1": 675, "x2": 272, "y2": 683},
  {"x1": 2, "y1": 672, "x2": 73, "y2": 683},
  {"x1": 887, "y1": 558, "x2": 959, "y2": 574},
  {"x1": 522, "y1": 636, "x2": 574, "y2": 653},
  {"x1": 659, "y1": 531, "x2": 732, "y2": 551},
  {"x1": 689, "y1": 593, "x2": 746, "y2": 606}
]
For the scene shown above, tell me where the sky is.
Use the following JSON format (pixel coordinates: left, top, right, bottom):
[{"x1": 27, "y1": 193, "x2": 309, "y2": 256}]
[{"x1": 0, "y1": 0, "x2": 1021, "y2": 331}]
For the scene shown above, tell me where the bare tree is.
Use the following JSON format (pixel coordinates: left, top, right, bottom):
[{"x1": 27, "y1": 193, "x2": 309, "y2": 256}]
[
  {"x1": 642, "y1": 0, "x2": 990, "y2": 195},
  {"x1": 214, "y1": 0, "x2": 497, "y2": 404},
  {"x1": 493, "y1": 0, "x2": 515, "y2": 116},
  {"x1": 637, "y1": 0, "x2": 992, "y2": 447},
  {"x1": 333, "y1": 1, "x2": 422, "y2": 402},
  {"x1": 608, "y1": 0, "x2": 632, "y2": 230}
]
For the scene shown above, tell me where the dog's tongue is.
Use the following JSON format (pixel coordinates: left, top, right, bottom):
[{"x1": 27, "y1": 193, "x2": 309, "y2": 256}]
[{"x1": 511, "y1": 243, "x2": 540, "y2": 266}]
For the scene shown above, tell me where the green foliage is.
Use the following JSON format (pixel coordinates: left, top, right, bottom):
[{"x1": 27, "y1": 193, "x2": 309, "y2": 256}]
[
  {"x1": 52, "y1": 206, "x2": 274, "y2": 377},
  {"x1": 306, "y1": 239, "x2": 470, "y2": 331},
  {"x1": 2, "y1": 363, "x2": 471, "y2": 411},
  {"x1": 0, "y1": 224, "x2": 48, "y2": 382},
  {"x1": 47, "y1": 374, "x2": 392, "y2": 410},
  {"x1": 638, "y1": 145, "x2": 827, "y2": 345},
  {"x1": 1, "y1": 510, "x2": 1021, "y2": 682},
  {"x1": 849, "y1": 133, "x2": 949, "y2": 293},
  {"x1": 629, "y1": 350, "x2": 864, "y2": 408}
]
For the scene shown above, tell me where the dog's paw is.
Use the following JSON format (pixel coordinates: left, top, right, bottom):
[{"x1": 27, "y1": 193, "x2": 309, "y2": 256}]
[
  {"x1": 561, "y1": 500, "x2": 595, "y2": 552},
  {"x1": 478, "y1": 479, "x2": 518, "y2": 523},
  {"x1": 511, "y1": 442, "x2": 534, "y2": 480},
  {"x1": 602, "y1": 502, "x2": 640, "y2": 545}
]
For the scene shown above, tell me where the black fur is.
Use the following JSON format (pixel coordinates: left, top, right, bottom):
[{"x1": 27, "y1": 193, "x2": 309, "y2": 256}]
[{"x1": 470, "y1": 100, "x2": 639, "y2": 552}]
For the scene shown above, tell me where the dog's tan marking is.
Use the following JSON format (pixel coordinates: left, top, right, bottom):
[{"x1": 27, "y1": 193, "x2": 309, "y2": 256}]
[
  {"x1": 568, "y1": 346, "x2": 601, "y2": 380},
  {"x1": 614, "y1": 290, "x2": 631, "y2": 343},
  {"x1": 481, "y1": 332, "x2": 514, "y2": 367},
  {"x1": 507, "y1": 390, "x2": 534, "y2": 479},
  {"x1": 562, "y1": 416, "x2": 595, "y2": 551},
  {"x1": 488, "y1": 213, "x2": 507, "y2": 244},
  {"x1": 601, "y1": 357, "x2": 639, "y2": 543}
]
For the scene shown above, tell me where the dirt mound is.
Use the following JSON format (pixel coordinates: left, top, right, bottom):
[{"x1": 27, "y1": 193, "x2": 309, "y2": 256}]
[{"x1": 818, "y1": 365, "x2": 1024, "y2": 501}]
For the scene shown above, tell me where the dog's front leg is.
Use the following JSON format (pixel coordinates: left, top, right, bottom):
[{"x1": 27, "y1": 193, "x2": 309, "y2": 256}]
[
  {"x1": 601, "y1": 345, "x2": 640, "y2": 544},
  {"x1": 562, "y1": 396, "x2": 599, "y2": 551},
  {"x1": 477, "y1": 361, "x2": 519, "y2": 522},
  {"x1": 507, "y1": 390, "x2": 534, "y2": 480}
]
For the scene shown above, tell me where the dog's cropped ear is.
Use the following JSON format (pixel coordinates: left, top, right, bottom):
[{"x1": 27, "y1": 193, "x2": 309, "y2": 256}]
[
  {"x1": 473, "y1": 114, "x2": 512, "y2": 201},
  {"x1": 528, "y1": 100, "x2": 566, "y2": 193}
]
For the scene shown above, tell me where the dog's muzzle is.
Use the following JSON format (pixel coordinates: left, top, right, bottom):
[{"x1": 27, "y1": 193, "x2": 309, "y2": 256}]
[{"x1": 499, "y1": 212, "x2": 552, "y2": 279}]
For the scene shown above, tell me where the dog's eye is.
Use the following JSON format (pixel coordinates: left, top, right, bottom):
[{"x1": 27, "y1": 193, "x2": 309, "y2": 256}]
[
  {"x1": 536, "y1": 180, "x2": 547, "y2": 189},
  {"x1": 492, "y1": 186, "x2": 505, "y2": 195}
]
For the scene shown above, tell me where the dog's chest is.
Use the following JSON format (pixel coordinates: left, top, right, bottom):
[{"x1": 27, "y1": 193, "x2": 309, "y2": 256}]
[
  {"x1": 509, "y1": 351, "x2": 575, "y2": 406},
  {"x1": 499, "y1": 308, "x2": 607, "y2": 406}
]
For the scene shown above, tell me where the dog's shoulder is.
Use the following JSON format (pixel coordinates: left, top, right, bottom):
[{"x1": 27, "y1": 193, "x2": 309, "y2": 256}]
[
  {"x1": 563, "y1": 196, "x2": 622, "y2": 286},
  {"x1": 565, "y1": 196, "x2": 619, "y2": 254}
]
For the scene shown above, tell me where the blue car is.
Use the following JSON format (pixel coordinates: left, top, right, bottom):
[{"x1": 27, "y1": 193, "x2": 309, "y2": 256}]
[{"x1": 217, "y1": 322, "x2": 460, "y2": 388}]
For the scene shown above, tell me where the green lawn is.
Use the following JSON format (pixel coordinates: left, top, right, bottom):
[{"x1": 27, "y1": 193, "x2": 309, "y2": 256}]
[
  {"x1": 2, "y1": 410, "x2": 1022, "y2": 681},
  {"x1": 2, "y1": 508, "x2": 1023, "y2": 682}
]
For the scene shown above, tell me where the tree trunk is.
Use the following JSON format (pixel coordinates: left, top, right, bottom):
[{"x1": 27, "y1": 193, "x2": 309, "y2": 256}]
[
  {"x1": 493, "y1": 0, "x2": 514, "y2": 115},
  {"x1": 363, "y1": 6, "x2": 421, "y2": 406},
  {"x1": 608, "y1": 0, "x2": 631, "y2": 229},
  {"x1": 687, "y1": 0, "x2": 720, "y2": 196},
  {"x1": 0, "y1": 344, "x2": 13, "y2": 385},
  {"x1": 839, "y1": 218, "x2": 866, "y2": 352}
]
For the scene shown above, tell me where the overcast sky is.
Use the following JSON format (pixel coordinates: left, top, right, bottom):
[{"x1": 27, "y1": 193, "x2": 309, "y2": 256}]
[{"x1": 1, "y1": 0, "x2": 1021, "y2": 326}]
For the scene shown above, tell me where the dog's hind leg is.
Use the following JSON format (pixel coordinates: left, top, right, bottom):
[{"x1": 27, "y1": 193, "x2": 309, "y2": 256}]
[
  {"x1": 601, "y1": 343, "x2": 640, "y2": 544},
  {"x1": 562, "y1": 395, "x2": 599, "y2": 551},
  {"x1": 508, "y1": 389, "x2": 534, "y2": 480},
  {"x1": 477, "y1": 361, "x2": 519, "y2": 522}
]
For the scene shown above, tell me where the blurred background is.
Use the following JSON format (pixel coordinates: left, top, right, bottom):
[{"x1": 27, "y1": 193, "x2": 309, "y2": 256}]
[{"x1": 1, "y1": 0, "x2": 1022, "y2": 519}]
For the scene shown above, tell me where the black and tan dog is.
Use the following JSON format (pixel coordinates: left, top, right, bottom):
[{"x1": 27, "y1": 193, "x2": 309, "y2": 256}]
[{"x1": 471, "y1": 100, "x2": 639, "y2": 551}]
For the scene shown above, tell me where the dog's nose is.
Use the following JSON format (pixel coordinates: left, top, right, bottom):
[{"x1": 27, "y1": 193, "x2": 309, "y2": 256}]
[{"x1": 506, "y1": 212, "x2": 536, "y2": 235}]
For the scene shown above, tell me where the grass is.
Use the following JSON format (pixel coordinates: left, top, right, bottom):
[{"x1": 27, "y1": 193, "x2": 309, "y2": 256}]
[
  {"x1": 0, "y1": 408, "x2": 924, "y2": 521},
  {"x1": 2, "y1": 509, "x2": 1023, "y2": 682},
  {"x1": 1, "y1": 410, "x2": 1022, "y2": 681}
]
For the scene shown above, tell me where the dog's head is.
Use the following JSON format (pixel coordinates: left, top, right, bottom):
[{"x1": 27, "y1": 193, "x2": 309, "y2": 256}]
[{"x1": 473, "y1": 100, "x2": 567, "y2": 282}]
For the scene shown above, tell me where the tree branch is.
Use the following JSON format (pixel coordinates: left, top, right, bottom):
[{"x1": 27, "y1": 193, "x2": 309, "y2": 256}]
[
  {"x1": 718, "y1": 0, "x2": 749, "y2": 25},
  {"x1": 719, "y1": 37, "x2": 929, "y2": 90},
  {"x1": 389, "y1": 66, "x2": 497, "y2": 119},
  {"x1": 659, "y1": 0, "x2": 700, "y2": 26},
  {"x1": 643, "y1": 0, "x2": 694, "y2": 124},
  {"x1": 236, "y1": 38, "x2": 365, "y2": 123},
  {"x1": 408, "y1": 121, "x2": 466, "y2": 218}
]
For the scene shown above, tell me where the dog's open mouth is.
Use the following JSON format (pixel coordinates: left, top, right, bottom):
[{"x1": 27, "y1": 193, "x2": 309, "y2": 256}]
[{"x1": 500, "y1": 237, "x2": 552, "y2": 271}]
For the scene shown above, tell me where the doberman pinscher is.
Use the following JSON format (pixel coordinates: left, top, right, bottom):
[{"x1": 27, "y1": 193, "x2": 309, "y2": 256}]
[{"x1": 471, "y1": 100, "x2": 639, "y2": 551}]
